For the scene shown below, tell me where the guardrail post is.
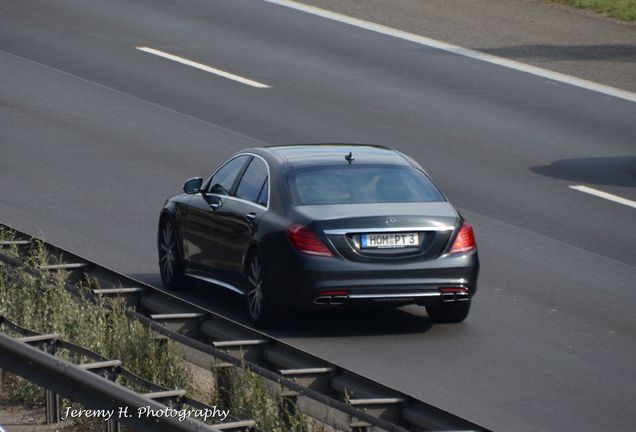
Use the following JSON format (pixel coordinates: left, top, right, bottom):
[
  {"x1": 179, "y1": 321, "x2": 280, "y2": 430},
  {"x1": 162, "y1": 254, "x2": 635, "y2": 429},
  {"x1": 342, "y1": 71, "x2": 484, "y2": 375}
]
[
  {"x1": 214, "y1": 362, "x2": 234, "y2": 409},
  {"x1": 106, "y1": 418, "x2": 121, "y2": 432},
  {"x1": 0, "y1": 317, "x2": 4, "y2": 396},
  {"x1": 44, "y1": 339, "x2": 60, "y2": 424},
  {"x1": 349, "y1": 422, "x2": 370, "y2": 432},
  {"x1": 105, "y1": 367, "x2": 121, "y2": 432},
  {"x1": 44, "y1": 389, "x2": 60, "y2": 423},
  {"x1": 280, "y1": 389, "x2": 300, "y2": 430}
]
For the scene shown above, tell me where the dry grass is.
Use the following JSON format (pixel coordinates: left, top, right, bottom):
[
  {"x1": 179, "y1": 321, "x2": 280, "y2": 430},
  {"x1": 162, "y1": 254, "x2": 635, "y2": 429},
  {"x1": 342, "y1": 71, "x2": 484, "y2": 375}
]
[
  {"x1": 213, "y1": 365, "x2": 333, "y2": 432},
  {"x1": 0, "y1": 231, "x2": 191, "y2": 404},
  {"x1": 550, "y1": 0, "x2": 636, "y2": 20},
  {"x1": 0, "y1": 229, "x2": 332, "y2": 431}
]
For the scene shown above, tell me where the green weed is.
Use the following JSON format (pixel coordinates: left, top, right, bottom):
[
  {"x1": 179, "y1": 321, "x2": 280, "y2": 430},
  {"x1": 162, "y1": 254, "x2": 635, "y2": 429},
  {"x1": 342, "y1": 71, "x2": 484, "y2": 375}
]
[
  {"x1": 0, "y1": 235, "x2": 191, "y2": 404},
  {"x1": 550, "y1": 0, "x2": 636, "y2": 20}
]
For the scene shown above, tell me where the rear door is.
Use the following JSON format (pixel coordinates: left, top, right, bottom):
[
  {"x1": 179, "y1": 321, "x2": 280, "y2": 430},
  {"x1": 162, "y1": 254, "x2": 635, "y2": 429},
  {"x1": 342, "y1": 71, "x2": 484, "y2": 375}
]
[
  {"x1": 181, "y1": 155, "x2": 250, "y2": 274},
  {"x1": 213, "y1": 156, "x2": 269, "y2": 287}
]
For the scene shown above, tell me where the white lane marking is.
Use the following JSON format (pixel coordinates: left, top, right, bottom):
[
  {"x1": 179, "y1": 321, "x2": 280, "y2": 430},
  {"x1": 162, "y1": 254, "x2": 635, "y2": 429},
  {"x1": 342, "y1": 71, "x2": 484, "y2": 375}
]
[
  {"x1": 263, "y1": 0, "x2": 636, "y2": 104},
  {"x1": 136, "y1": 47, "x2": 271, "y2": 89},
  {"x1": 570, "y1": 185, "x2": 636, "y2": 209}
]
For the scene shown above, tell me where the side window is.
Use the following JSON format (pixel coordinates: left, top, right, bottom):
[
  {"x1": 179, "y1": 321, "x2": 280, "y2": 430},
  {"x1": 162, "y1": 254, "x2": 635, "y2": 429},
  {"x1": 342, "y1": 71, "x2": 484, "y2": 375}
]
[
  {"x1": 257, "y1": 178, "x2": 269, "y2": 207},
  {"x1": 236, "y1": 158, "x2": 269, "y2": 205},
  {"x1": 208, "y1": 155, "x2": 249, "y2": 196}
]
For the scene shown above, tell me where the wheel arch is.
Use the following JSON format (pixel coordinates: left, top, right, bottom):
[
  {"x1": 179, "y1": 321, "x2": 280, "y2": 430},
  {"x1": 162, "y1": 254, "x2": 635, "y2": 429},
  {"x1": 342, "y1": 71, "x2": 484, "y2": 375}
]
[
  {"x1": 243, "y1": 243, "x2": 262, "y2": 275},
  {"x1": 158, "y1": 207, "x2": 186, "y2": 265}
]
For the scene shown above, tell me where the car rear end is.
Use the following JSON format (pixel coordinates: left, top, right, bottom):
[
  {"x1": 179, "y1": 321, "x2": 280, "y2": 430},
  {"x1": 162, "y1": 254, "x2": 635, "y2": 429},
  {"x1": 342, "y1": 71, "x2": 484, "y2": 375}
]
[
  {"x1": 269, "y1": 158, "x2": 479, "y2": 316},
  {"x1": 283, "y1": 204, "x2": 478, "y2": 310}
]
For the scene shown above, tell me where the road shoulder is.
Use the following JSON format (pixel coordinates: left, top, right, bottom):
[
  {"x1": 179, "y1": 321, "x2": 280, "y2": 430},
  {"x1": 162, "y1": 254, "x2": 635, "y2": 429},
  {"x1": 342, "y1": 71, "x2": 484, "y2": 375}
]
[{"x1": 291, "y1": 0, "x2": 636, "y2": 93}]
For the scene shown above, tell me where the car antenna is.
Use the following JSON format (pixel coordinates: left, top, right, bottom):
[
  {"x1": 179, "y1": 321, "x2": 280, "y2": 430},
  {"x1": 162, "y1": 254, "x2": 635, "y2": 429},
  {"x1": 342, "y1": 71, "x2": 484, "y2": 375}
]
[{"x1": 345, "y1": 151, "x2": 355, "y2": 164}]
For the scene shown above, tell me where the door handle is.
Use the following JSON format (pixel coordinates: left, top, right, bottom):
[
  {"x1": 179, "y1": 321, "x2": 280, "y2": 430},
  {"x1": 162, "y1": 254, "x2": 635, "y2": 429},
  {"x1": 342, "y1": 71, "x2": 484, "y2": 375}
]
[{"x1": 245, "y1": 212, "x2": 256, "y2": 222}]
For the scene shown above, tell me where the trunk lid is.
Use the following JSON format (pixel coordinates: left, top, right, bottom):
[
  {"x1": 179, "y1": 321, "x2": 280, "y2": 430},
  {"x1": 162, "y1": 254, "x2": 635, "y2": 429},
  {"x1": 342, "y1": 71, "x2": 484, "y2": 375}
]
[{"x1": 297, "y1": 203, "x2": 459, "y2": 262}]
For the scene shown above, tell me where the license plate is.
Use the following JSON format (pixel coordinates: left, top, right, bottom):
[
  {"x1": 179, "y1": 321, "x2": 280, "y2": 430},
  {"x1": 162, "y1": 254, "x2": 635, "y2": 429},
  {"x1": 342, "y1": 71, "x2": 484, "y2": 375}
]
[{"x1": 360, "y1": 233, "x2": 419, "y2": 249}]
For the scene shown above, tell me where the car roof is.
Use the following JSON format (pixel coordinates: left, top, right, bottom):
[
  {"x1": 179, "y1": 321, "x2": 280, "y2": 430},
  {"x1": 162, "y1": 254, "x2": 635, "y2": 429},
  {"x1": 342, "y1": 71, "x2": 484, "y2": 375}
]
[{"x1": 263, "y1": 144, "x2": 411, "y2": 169}]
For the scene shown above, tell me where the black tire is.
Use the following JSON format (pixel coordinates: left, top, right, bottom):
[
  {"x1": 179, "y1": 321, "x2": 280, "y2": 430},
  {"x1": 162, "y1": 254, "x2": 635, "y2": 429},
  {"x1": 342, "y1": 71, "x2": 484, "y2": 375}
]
[
  {"x1": 245, "y1": 252, "x2": 283, "y2": 327},
  {"x1": 426, "y1": 300, "x2": 471, "y2": 323},
  {"x1": 158, "y1": 219, "x2": 186, "y2": 290}
]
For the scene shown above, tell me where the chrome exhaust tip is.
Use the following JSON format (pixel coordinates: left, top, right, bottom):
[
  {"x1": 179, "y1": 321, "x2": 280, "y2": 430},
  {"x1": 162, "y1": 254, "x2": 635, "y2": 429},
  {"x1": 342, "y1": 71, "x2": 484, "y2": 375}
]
[
  {"x1": 440, "y1": 288, "x2": 470, "y2": 302},
  {"x1": 456, "y1": 292, "x2": 470, "y2": 301},
  {"x1": 314, "y1": 296, "x2": 331, "y2": 305},
  {"x1": 331, "y1": 296, "x2": 347, "y2": 305},
  {"x1": 441, "y1": 292, "x2": 457, "y2": 302},
  {"x1": 313, "y1": 295, "x2": 348, "y2": 305}
]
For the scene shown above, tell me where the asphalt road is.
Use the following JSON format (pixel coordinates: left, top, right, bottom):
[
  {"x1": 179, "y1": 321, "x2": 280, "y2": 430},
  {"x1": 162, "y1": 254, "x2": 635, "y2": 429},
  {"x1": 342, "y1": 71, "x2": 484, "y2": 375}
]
[
  {"x1": 298, "y1": 0, "x2": 636, "y2": 93},
  {"x1": 1, "y1": 1, "x2": 635, "y2": 431}
]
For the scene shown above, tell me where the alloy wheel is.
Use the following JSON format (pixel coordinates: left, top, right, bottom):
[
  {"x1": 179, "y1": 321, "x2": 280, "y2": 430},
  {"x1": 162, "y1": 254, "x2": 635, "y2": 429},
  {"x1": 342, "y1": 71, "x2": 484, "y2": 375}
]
[
  {"x1": 159, "y1": 222, "x2": 176, "y2": 283},
  {"x1": 246, "y1": 255, "x2": 264, "y2": 320}
]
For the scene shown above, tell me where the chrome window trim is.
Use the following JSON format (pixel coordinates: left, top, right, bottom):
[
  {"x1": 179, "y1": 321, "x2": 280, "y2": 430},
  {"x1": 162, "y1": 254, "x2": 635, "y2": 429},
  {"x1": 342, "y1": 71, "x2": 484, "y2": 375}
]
[
  {"x1": 205, "y1": 152, "x2": 271, "y2": 211},
  {"x1": 186, "y1": 273, "x2": 244, "y2": 295},
  {"x1": 218, "y1": 194, "x2": 268, "y2": 210},
  {"x1": 323, "y1": 226, "x2": 454, "y2": 235}
]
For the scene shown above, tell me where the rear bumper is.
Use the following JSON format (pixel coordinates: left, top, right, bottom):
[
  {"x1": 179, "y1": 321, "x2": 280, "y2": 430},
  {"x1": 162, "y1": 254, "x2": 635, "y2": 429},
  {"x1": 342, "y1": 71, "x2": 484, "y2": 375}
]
[
  {"x1": 314, "y1": 289, "x2": 470, "y2": 308},
  {"x1": 266, "y1": 249, "x2": 479, "y2": 310}
]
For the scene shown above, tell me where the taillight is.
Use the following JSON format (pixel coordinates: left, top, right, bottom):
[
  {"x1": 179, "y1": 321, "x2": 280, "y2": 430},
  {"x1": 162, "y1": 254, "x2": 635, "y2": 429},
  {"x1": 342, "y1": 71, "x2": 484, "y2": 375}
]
[
  {"x1": 287, "y1": 224, "x2": 334, "y2": 257},
  {"x1": 319, "y1": 290, "x2": 349, "y2": 296},
  {"x1": 450, "y1": 222, "x2": 476, "y2": 254}
]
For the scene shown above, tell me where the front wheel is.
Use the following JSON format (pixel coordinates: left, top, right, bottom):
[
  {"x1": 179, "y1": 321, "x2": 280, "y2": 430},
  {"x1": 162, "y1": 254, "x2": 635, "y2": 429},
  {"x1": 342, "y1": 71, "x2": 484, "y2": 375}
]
[
  {"x1": 425, "y1": 300, "x2": 471, "y2": 323},
  {"x1": 245, "y1": 253, "x2": 282, "y2": 327},
  {"x1": 158, "y1": 219, "x2": 186, "y2": 290}
]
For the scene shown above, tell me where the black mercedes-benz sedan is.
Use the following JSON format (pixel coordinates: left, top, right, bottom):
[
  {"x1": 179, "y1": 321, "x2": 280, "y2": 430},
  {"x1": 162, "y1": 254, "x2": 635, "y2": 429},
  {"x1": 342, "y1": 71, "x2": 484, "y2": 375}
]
[{"x1": 158, "y1": 144, "x2": 479, "y2": 326}]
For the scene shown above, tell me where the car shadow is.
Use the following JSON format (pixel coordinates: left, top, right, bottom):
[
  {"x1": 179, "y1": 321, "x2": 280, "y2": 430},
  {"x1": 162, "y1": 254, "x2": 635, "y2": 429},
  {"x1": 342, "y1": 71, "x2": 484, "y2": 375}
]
[
  {"x1": 130, "y1": 272, "x2": 162, "y2": 287},
  {"x1": 128, "y1": 272, "x2": 247, "y2": 318},
  {"x1": 276, "y1": 307, "x2": 433, "y2": 338},
  {"x1": 477, "y1": 44, "x2": 636, "y2": 62},
  {"x1": 530, "y1": 156, "x2": 636, "y2": 187},
  {"x1": 128, "y1": 273, "x2": 434, "y2": 337}
]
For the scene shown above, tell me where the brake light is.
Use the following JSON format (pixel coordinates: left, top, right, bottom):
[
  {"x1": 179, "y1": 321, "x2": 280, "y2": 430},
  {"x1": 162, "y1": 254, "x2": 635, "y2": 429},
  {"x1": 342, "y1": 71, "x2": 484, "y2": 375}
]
[
  {"x1": 320, "y1": 290, "x2": 349, "y2": 296},
  {"x1": 287, "y1": 224, "x2": 334, "y2": 257},
  {"x1": 440, "y1": 287, "x2": 469, "y2": 294},
  {"x1": 450, "y1": 222, "x2": 476, "y2": 254}
]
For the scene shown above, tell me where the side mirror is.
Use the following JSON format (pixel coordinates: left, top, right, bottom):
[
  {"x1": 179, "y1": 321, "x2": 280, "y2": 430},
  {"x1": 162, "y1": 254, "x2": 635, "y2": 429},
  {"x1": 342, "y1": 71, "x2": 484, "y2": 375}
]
[{"x1": 183, "y1": 177, "x2": 203, "y2": 194}]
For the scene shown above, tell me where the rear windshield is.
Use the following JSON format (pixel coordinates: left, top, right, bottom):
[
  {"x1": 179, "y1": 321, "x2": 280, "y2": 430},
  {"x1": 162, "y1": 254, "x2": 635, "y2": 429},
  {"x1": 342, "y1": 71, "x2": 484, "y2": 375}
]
[{"x1": 289, "y1": 165, "x2": 445, "y2": 205}]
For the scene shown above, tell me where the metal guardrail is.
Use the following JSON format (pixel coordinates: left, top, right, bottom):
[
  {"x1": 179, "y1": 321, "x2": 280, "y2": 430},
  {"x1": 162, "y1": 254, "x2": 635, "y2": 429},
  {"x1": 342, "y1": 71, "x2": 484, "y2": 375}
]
[
  {"x1": 0, "y1": 223, "x2": 490, "y2": 432},
  {"x1": 0, "y1": 317, "x2": 256, "y2": 432}
]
